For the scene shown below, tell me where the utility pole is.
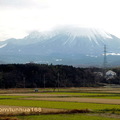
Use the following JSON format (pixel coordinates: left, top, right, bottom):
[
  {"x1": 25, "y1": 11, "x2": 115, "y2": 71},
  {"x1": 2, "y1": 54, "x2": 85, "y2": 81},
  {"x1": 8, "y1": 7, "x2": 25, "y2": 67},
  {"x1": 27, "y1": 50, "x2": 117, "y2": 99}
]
[
  {"x1": 57, "y1": 72, "x2": 60, "y2": 91},
  {"x1": 43, "y1": 74, "x2": 46, "y2": 89},
  {"x1": 23, "y1": 77, "x2": 26, "y2": 88},
  {"x1": 103, "y1": 45, "x2": 107, "y2": 78}
]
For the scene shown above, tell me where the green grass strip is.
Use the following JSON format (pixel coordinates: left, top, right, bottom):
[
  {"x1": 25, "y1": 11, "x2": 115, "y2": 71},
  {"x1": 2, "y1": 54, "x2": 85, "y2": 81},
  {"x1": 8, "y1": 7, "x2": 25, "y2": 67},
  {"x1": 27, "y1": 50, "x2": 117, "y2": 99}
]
[
  {"x1": 0, "y1": 99, "x2": 120, "y2": 110},
  {"x1": 0, "y1": 95, "x2": 27, "y2": 99},
  {"x1": 40, "y1": 92, "x2": 116, "y2": 96}
]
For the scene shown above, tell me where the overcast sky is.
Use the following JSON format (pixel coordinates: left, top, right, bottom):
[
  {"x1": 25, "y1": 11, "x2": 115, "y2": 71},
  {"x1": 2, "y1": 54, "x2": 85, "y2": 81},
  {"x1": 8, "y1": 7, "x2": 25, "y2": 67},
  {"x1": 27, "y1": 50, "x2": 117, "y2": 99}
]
[{"x1": 0, "y1": 0, "x2": 120, "y2": 41}]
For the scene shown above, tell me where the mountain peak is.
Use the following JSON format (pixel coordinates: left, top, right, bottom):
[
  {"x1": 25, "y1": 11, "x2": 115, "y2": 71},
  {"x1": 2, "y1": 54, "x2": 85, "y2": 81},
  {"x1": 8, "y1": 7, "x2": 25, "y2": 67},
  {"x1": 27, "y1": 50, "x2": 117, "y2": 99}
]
[{"x1": 54, "y1": 26, "x2": 112, "y2": 40}]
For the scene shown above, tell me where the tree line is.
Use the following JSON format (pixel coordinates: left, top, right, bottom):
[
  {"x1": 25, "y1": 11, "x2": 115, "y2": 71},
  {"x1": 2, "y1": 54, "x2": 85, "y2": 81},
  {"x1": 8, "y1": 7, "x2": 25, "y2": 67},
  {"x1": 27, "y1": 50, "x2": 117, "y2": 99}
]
[{"x1": 0, "y1": 63, "x2": 119, "y2": 88}]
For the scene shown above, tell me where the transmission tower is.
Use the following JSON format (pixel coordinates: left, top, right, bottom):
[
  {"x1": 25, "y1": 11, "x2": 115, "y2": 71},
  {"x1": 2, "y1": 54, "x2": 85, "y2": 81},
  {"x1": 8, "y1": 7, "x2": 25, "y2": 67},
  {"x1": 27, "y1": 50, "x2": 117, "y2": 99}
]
[{"x1": 103, "y1": 45, "x2": 107, "y2": 77}]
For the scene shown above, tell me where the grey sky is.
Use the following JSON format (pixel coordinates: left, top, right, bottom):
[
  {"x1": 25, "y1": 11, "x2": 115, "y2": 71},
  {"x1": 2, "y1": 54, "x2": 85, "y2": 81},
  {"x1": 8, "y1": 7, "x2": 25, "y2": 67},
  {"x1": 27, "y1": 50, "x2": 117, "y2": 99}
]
[
  {"x1": 0, "y1": 0, "x2": 120, "y2": 41},
  {"x1": 0, "y1": 0, "x2": 47, "y2": 9}
]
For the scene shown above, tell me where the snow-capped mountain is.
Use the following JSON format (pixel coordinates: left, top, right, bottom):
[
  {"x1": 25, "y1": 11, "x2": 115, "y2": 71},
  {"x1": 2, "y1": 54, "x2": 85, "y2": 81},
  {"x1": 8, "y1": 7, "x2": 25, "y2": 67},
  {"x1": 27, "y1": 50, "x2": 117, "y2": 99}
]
[{"x1": 0, "y1": 26, "x2": 120, "y2": 66}]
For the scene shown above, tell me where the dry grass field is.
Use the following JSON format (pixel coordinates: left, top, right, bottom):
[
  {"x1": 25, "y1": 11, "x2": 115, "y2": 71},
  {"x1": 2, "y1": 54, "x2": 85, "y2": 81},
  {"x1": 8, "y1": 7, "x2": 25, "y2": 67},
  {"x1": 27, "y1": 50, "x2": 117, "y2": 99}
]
[{"x1": 23, "y1": 97, "x2": 120, "y2": 104}]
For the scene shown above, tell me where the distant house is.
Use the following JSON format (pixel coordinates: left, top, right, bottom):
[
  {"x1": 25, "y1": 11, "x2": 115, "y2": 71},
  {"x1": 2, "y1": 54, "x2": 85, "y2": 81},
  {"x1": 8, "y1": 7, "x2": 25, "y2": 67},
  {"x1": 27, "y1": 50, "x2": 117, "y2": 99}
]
[
  {"x1": 94, "y1": 72, "x2": 103, "y2": 77},
  {"x1": 105, "y1": 70, "x2": 116, "y2": 80},
  {"x1": 94, "y1": 70, "x2": 117, "y2": 80}
]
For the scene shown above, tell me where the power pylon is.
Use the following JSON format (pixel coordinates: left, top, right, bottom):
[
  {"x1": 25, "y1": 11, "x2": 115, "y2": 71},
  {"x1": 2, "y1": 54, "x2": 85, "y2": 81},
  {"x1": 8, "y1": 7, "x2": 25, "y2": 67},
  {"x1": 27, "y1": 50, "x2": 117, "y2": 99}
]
[{"x1": 103, "y1": 45, "x2": 107, "y2": 77}]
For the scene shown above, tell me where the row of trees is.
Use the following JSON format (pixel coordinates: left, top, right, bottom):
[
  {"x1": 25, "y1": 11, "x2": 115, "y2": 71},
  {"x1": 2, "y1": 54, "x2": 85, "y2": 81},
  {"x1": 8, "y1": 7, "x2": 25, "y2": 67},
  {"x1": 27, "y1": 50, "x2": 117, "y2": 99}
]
[
  {"x1": 0, "y1": 64, "x2": 98, "y2": 88},
  {"x1": 0, "y1": 63, "x2": 120, "y2": 88}
]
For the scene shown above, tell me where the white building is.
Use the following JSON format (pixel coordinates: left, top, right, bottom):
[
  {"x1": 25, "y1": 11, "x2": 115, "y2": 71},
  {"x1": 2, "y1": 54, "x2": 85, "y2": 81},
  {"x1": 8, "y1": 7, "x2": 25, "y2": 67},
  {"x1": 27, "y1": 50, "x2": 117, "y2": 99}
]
[{"x1": 105, "y1": 70, "x2": 116, "y2": 80}]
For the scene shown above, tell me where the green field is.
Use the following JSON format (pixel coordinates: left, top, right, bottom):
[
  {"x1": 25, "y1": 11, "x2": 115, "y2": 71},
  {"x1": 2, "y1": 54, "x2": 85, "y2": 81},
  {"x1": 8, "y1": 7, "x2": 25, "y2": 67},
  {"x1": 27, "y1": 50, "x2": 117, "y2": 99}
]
[
  {"x1": 0, "y1": 95, "x2": 27, "y2": 99},
  {"x1": 0, "y1": 88, "x2": 120, "y2": 120},
  {"x1": 0, "y1": 99, "x2": 120, "y2": 111}
]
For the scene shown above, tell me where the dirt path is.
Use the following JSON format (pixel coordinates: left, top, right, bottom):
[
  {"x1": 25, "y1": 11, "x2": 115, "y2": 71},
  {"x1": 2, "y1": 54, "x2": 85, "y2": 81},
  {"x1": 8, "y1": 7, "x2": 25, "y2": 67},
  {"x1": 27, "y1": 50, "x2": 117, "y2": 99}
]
[
  {"x1": 22, "y1": 97, "x2": 120, "y2": 104},
  {"x1": 2, "y1": 93, "x2": 120, "y2": 104},
  {"x1": 2, "y1": 93, "x2": 71, "y2": 97}
]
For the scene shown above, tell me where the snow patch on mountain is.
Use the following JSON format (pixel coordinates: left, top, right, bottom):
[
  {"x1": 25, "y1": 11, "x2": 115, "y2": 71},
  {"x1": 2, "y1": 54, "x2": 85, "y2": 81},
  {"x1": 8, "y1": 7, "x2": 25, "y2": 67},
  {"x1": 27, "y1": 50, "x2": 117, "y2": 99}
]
[
  {"x1": 25, "y1": 31, "x2": 55, "y2": 40},
  {"x1": 86, "y1": 55, "x2": 98, "y2": 58},
  {"x1": 55, "y1": 26, "x2": 112, "y2": 40},
  {"x1": 106, "y1": 53, "x2": 120, "y2": 56},
  {"x1": 0, "y1": 43, "x2": 7, "y2": 48},
  {"x1": 52, "y1": 26, "x2": 113, "y2": 46},
  {"x1": 56, "y1": 59, "x2": 62, "y2": 62}
]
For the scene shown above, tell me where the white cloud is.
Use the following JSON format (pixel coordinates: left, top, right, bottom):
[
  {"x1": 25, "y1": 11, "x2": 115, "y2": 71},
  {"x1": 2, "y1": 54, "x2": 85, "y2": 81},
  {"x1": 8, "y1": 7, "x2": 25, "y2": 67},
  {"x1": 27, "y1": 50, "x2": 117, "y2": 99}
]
[
  {"x1": 0, "y1": 0, "x2": 120, "y2": 41},
  {"x1": 0, "y1": 0, "x2": 48, "y2": 8}
]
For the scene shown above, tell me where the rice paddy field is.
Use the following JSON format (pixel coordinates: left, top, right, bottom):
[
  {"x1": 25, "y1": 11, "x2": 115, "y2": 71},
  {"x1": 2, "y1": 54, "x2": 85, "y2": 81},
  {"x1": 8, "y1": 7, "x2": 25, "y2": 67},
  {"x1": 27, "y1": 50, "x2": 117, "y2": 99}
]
[{"x1": 0, "y1": 87, "x2": 120, "y2": 120}]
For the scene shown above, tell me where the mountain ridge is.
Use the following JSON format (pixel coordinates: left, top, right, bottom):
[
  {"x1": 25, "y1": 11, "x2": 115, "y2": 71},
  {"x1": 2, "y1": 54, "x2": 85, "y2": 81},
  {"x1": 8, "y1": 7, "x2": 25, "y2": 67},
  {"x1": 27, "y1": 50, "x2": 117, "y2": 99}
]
[{"x1": 0, "y1": 26, "x2": 120, "y2": 66}]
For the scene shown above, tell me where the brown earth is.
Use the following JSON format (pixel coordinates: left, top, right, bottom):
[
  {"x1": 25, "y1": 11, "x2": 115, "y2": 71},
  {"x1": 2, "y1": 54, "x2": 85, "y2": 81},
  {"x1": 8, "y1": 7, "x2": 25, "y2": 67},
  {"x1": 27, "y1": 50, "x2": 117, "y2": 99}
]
[
  {"x1": 2, "y1": 93, "x2": 71, "y2": 97},
  {"x1": 1, "y1": 87, "x2": 120, "y2": 94}
]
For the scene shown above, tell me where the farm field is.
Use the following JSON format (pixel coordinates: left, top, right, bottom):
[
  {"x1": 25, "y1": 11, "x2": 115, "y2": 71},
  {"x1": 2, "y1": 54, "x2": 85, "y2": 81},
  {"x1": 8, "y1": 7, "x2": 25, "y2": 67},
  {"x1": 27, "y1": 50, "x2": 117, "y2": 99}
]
[
  {"x1": 1, "y1": 114, "x2": 120, "y2": 120},
  {"x1": 18, "y1": 114, "x2": 120, "y2": 120},
  {"x1": 0, "y1": 87, "x2": 120, "y2": 120}
]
